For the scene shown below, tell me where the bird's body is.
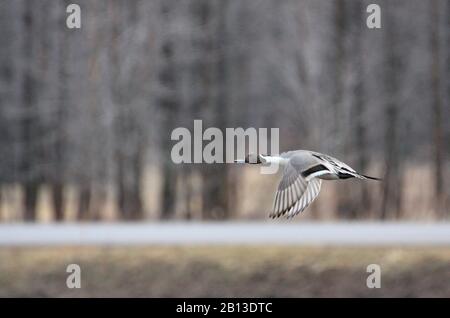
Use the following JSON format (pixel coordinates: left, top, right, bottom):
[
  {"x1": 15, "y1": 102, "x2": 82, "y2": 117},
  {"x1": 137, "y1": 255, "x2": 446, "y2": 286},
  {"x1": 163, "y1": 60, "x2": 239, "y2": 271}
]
[{"x1": 236, "y1": 150, "x2": 381, "y2": 219}]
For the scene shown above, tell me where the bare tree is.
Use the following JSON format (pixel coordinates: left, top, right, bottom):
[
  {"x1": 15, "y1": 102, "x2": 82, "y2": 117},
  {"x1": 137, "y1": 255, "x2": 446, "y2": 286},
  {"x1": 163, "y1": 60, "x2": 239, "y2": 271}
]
[
  {"x1": 350, "y1": 0, "x2": 370, "y2": 218},
  {"x1": 108, "y1": 1, "x2": 145, "y2": 220},
  {"x1": 0, "y1": 0, "x2": 447, "y2": 222},
  {"x1": 381, "y1": 2, "x2": 403, "y2": 219},
  {"x1": 50, "y1": 0, "x2": 70, "y2": 221},
  {"x1": 158, "y1": 0, "x2": 180, "y2": 219},
  {"x1": 20, "y1": 1, "x2": 40, "y2": 221},
  {"x1": 430, "y1": 0, "x2": 445, "y2": 217}
]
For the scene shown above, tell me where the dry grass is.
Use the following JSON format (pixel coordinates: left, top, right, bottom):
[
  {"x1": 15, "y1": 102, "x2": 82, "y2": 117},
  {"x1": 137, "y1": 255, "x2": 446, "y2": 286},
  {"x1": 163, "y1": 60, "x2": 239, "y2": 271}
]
[
  {"x1": 0, "y1": 245, "x2": 449, "y2": 297},
  {"x1": 1, "y1": 163, "x2": 443, "y2": 222}
]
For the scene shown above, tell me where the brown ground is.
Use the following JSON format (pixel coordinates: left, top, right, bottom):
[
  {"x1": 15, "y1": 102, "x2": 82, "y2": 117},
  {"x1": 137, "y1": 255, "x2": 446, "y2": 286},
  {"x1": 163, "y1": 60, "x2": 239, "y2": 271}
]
[{"x1": 0, "y1": 246, "x2": 449, "y2": 297}]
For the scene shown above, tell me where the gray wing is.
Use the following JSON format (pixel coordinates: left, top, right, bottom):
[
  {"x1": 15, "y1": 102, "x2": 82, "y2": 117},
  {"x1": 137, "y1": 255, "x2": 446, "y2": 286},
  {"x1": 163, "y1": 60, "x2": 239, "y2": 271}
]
[
  {"x1": 285, "y1": 178, "x2": 321, "y2": 218},
  {"x1": 270, "y1": 158, "x2": 322, "y2": 218}
]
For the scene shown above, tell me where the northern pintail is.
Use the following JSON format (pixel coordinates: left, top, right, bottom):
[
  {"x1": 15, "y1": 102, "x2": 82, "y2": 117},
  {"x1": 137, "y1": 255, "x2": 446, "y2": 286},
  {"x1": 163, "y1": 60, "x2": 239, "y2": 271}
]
[{"x1": 235, "y1": 150, "x2": 381, "y2": 218}]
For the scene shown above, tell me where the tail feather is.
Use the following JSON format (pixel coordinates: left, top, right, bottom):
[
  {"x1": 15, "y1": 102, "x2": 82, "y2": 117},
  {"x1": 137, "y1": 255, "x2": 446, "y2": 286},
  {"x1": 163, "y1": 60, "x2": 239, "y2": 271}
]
[
  {"x1": 358, "y1": 174, "x2": 382, "y2": 181},
  {"x1": 337, "y1": 169, "x2": 382, "y2": 181}
]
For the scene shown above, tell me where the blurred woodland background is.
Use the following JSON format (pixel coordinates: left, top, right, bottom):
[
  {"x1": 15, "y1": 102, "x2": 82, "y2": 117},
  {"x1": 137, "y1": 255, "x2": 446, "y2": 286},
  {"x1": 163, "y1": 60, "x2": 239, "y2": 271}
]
[{"x1": 0, "y1": 0, "x2": 448, "y2": 222}]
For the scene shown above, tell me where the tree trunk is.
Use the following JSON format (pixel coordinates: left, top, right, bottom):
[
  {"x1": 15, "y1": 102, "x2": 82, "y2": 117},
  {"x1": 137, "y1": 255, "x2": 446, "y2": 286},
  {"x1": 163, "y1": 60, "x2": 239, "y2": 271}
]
[
  {"x1": 52, "y1": 182, "x2": 64, "y2": 221},
  {"x1": 52, "y1": 1, "x2": 69, "y2": 222},
  {"x1": 159, "y1": 2, "x2": 179, "y2": 220},
  {"x1": 381, "y1": 3, "x2": 403, "y2": 219},
  {"x1": 333, "y1": 0, "x2": 352, "y2": 219},
  {"x1": 21, "y1": 2, "x2": 39, "y2": 221},
  {"x1": 352, "y1": 0, "x2": 370, "y2": 218},
  {"x1": 24, "y1": 182, "x2": 39, "y2": 221},
  {"x1": 200, "y1": 0, "x2": 230, "y2": 220},
  {"x1": 430, "y1": 0, "x2": 445, "y2": 217},
  {"x1": 109, "y1": 1, "x2": 144, "y2": 220},
  {"x1": 78, "y1": 185, "x2": 92, "y2": 221},
  {"x1": 160, "y1": 161, "x2": 177, "y2": 220}
]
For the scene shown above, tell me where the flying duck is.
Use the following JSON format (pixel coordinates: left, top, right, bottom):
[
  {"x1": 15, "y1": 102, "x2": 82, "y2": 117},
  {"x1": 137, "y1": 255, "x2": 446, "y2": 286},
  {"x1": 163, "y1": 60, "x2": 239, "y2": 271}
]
[{"x1": 235, "y1": 150, "x2": 381, "y2": 219}]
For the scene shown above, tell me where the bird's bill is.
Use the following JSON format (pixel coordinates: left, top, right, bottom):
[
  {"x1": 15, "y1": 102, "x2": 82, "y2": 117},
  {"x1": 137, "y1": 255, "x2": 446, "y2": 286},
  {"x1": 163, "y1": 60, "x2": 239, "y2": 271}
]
[{"x1": 234, "y1": 159, "x2": 245, "y2": 164}]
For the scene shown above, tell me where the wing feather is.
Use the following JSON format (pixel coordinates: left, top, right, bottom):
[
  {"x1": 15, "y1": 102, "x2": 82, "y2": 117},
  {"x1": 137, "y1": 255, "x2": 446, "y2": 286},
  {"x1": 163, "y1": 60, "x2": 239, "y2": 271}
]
[
  {"x1": 285, "y1": 178, "x2": 322, "y2": 218},
  {"x1": 270, "y1": 160, "x2": 322, "y2": 218}
]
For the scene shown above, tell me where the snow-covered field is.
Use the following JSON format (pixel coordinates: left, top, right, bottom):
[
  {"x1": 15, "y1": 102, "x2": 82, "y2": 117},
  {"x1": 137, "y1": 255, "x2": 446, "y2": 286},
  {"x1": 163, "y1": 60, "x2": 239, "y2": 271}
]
[{"x1": 1, "y1": 222, "x2": 450, "y2": 246}]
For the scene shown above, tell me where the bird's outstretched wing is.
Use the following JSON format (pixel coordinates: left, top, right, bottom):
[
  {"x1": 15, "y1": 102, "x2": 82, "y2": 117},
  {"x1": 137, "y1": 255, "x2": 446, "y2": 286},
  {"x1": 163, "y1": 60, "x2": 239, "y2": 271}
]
[
  {"x1": 285, "y1": 178, "x2": 321, "y2": 218},
  {"x1": 270, "y1": 160, "x2": 322, "y2": 218}
]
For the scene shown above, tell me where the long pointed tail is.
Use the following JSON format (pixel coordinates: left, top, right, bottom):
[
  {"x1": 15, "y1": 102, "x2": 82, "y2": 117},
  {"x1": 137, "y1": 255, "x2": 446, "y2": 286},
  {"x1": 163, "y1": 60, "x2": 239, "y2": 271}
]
[{"x1": 356, "y1": 174, "x2": 382, "y2": 181}]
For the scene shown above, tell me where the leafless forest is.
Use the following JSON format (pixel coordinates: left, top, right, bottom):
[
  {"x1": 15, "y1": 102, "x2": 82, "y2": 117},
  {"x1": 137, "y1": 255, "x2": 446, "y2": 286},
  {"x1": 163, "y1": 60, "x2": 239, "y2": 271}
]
[{"x1": 0, "y1": 0, "x2": 448, "y2": 222}]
